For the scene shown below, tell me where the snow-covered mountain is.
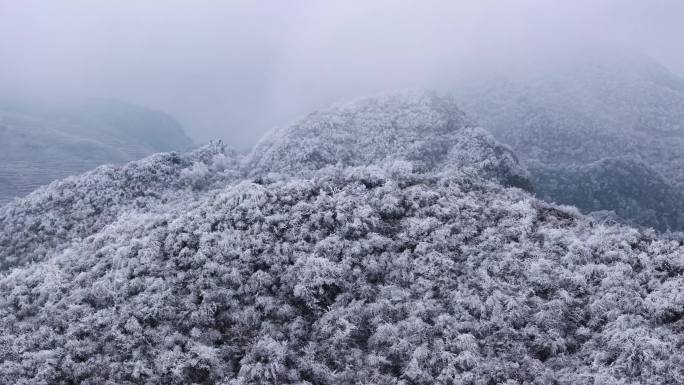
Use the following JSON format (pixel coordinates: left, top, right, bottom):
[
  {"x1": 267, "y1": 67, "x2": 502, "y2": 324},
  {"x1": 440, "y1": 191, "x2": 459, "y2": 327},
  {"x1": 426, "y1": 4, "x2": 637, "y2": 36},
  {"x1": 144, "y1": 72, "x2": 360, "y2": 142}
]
[
  {"x1": 0, "y1": 91, "x2": 527, "y2": 271},
  {"x1": 0, "y1": 99, "x2": 193, "y2": 206},
  {"x1": 455, "y1": 51, "x2": 684, "y2": 231},
  {"x1": 246, "y1": 91, "x2": 531, "y2": 191},
  {"x1": 1, "y1": 92, "x2": 682, "y2": 384}
]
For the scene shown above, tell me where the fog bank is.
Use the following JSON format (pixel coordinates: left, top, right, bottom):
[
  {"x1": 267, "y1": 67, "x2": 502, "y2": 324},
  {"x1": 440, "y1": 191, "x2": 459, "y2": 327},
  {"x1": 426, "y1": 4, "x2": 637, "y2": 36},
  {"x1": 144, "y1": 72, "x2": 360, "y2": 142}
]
[{"x1": 1, "y1": 0, "x2": 683, "y2": 149}]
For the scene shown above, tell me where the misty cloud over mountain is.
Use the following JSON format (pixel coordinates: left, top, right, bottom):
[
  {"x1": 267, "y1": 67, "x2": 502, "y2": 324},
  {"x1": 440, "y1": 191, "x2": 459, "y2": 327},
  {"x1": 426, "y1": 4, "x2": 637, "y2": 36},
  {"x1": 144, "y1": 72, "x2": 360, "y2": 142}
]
[{"x1": 3, "y1": 1, "x2": 684, "y2": 148}]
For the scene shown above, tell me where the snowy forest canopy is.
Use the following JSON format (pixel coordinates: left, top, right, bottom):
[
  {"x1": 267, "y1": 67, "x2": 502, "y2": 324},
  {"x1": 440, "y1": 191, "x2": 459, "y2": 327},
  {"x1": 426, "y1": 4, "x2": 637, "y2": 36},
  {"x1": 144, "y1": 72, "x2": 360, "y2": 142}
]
[{"x1": 0, "y1": 91, "x2": 683, "y2": 384}]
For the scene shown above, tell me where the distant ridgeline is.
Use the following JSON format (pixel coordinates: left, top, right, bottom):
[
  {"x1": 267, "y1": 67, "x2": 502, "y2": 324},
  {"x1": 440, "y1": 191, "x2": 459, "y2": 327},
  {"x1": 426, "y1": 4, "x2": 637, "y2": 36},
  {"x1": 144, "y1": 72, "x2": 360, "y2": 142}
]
[
  {"x1": 1, "y1": 91, "x2": 683, "y2": 385},
  {"x1": 0, "y1": 99, "x2": 193, "y2": 206},
  {"x1": 455, "y1": 50, "x2": 684, "y2": 231}
]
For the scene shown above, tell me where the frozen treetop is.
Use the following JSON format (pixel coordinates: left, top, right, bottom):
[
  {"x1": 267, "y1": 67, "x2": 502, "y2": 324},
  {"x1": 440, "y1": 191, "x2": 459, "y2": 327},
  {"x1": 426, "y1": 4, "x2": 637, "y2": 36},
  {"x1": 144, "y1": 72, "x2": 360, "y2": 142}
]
[{"x1": 246, "y1": 91, "x2": 531, "y2": 190}]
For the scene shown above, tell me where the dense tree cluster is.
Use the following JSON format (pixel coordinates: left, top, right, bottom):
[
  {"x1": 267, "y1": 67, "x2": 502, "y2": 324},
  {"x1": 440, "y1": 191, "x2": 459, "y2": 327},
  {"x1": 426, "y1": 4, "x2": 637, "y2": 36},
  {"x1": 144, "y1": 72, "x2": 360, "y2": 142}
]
[
  {"x1": 455, "y1": 50, "x2": 684, "y2": 231},
  {"x1": 1, "y1": 165, "x2": 683, "y2": 384},
  {"x1": 0, "y1": 92, "x2": 682, "y2": 384}
]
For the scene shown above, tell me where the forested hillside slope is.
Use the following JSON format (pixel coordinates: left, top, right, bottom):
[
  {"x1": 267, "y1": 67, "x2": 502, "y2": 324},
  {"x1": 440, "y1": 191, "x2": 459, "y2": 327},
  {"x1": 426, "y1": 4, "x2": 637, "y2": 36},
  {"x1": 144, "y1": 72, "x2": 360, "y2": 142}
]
[
  {"x1": 246, "y1": 91, "x2": 531, "y2": 190},
  {"x1": 0, "y1": 142, "x2": 238, "y2": 270},
  {"x1": 0, "y1": 92, "x2": 682, "y2": 384}
]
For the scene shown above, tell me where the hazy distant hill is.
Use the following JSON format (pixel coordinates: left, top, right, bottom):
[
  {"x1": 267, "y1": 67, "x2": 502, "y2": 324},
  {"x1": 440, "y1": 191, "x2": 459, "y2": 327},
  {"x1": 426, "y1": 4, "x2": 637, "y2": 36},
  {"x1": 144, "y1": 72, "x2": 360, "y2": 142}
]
[
  {"x1": 0, "y1": 99, "x2": 193, "y2": 206},
  {"x1": 1, "y1": 92, "x2": 682, "y2": 384},
  {"x1": 456, "y1": 51, "x2": 684, "y2": 231}
]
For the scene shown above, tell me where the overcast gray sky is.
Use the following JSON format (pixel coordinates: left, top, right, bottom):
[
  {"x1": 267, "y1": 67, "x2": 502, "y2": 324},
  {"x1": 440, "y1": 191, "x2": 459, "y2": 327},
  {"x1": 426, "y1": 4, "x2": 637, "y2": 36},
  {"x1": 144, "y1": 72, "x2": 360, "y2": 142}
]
[{"x1": 1, "y1": 0, "x2": 683, "y2": 149}]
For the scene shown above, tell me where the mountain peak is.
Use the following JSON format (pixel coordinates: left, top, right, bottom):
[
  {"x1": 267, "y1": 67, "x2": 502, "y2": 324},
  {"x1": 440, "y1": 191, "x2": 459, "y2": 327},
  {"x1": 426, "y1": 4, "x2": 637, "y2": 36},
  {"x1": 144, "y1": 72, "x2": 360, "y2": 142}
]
[{"x1": 246, "y1": 90, "x2": 531, "y2": 190}]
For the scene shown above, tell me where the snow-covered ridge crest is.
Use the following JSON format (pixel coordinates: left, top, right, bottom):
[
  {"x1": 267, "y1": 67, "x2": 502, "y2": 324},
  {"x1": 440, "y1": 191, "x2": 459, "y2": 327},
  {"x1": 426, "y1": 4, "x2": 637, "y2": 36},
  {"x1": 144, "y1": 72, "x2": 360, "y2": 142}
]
[{"x1": 0, "y1": 91, "x2": 533, "y2": 272}]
